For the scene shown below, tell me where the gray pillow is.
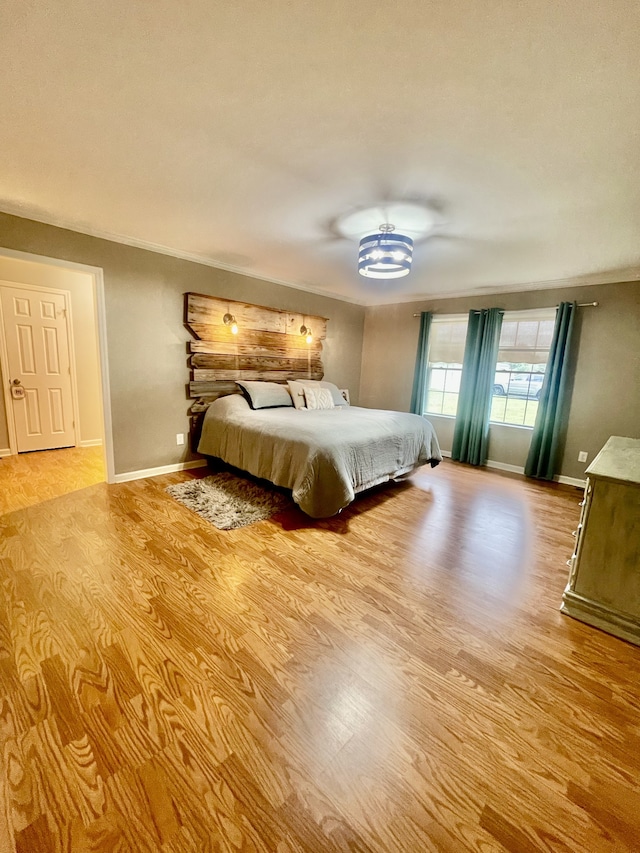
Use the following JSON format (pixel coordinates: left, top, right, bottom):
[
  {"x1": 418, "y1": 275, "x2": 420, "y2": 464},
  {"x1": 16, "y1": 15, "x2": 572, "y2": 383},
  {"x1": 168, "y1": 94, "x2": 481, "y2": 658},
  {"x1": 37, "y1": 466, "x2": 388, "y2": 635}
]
[{"x1": 236, "y1": 380, "x2": 293, "y2": 409}]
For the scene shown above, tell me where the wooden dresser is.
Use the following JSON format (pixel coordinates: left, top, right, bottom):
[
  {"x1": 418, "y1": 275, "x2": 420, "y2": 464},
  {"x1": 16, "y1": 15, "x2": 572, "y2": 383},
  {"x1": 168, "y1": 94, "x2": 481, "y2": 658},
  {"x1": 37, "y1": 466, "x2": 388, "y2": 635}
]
[{"x1": 561, "y1": 436, "x2": 640, "y2": 646}]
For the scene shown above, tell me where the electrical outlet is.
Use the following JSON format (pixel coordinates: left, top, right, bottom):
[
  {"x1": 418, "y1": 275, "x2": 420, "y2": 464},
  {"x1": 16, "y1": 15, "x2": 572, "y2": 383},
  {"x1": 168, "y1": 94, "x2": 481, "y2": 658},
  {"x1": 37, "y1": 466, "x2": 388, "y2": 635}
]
[
  {"x1": 176, "y1": 433, "x2": 185, "y2": 446},
  {"x1": 578, "y1": 450, "x2": 588, "y2": 463}
]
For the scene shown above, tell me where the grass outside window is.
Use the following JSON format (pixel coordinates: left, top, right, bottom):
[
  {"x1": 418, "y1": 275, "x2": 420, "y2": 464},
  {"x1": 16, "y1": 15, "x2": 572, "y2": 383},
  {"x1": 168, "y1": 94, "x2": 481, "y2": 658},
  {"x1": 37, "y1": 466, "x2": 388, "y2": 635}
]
[
  {"x1": 490, "y1": 396, "x2": 538, "y2": 427},
  {"x1": 426, "y1": 393, "x2": 538, "y2": 426}
]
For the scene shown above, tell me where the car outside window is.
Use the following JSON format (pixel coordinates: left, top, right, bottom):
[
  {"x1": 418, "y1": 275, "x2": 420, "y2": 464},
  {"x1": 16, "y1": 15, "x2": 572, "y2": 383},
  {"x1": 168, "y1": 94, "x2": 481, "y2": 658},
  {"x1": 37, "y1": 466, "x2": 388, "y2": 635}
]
[{"x1": 490, "y1": 311, "x2": 556, "y2": 427}]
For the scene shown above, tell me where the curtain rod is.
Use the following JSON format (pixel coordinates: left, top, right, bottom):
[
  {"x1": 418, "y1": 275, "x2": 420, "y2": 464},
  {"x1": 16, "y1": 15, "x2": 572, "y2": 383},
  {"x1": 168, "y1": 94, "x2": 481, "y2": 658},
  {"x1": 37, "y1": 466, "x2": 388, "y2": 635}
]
[{"x1": 412, "y1": 301, "x2": 598, "y2": 317}]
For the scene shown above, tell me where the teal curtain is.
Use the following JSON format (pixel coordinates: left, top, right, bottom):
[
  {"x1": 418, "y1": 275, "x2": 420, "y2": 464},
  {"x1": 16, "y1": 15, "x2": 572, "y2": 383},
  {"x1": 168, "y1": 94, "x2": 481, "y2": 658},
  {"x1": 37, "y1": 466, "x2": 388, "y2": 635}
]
[
  {"x1": 452, "y1": 308, "x2": 503, "y2": 466},
  {"x1": 410, "y1": 312, "x2": 432, "y2": 414},
  {"x1": 525, "y1": 301, "x2": 576, "y2": 480}
]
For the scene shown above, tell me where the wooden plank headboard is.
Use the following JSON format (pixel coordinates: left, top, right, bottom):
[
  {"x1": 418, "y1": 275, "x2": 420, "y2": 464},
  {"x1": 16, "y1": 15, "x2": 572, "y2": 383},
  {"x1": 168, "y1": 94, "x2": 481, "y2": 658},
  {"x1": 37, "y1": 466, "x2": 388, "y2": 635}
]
[{"x1": 185, "y1": 290, "x2": 328, "y2": 409}]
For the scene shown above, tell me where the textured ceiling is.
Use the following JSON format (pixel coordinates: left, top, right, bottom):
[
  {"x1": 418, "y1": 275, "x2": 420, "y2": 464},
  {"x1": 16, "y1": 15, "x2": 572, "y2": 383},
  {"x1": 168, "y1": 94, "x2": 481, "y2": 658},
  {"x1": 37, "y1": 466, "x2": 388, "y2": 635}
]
[{"x1": 1, "y1": 0, "x2": 639, "y2": 305}]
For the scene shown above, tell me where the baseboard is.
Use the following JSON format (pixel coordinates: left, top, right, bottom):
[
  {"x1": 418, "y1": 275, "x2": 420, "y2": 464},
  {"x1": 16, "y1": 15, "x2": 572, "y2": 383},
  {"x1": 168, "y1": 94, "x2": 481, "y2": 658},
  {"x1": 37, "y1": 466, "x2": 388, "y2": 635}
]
[
  {"x1": 439, "y1": 451, "x2": 524, "y2": 475},
  {"x1": 114, "y1": 459, "x2": 208, "y2": 484},
  {"x1": 486, "y1": 459, "x2": 525, "y2": 475},
  {"x1": 441, "y1": 451, "x2": 585, "y2": 487},
  {"x1": 2, "y1": 443, "x2": 106, "y2": 455},
  {"x1": 555, "y1": 475, "x2": 587, "y2": 489}
]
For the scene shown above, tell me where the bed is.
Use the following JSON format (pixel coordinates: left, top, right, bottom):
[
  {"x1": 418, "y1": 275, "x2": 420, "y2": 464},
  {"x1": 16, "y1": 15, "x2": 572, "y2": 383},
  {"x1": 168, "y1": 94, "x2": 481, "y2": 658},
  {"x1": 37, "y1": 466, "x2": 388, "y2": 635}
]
[{"x1": 197, "y1": 393, "x2": 441, "y2": 518}]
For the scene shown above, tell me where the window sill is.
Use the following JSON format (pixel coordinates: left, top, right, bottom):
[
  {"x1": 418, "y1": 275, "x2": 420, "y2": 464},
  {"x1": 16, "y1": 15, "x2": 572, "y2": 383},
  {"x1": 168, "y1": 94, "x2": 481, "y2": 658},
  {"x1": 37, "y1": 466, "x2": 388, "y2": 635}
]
[
  {"x1": 424, "y1": 412, "x2": 456, "y2": 420},
  {"x1": 489, "y1": 421, "x2": 534, "y2": 431}
]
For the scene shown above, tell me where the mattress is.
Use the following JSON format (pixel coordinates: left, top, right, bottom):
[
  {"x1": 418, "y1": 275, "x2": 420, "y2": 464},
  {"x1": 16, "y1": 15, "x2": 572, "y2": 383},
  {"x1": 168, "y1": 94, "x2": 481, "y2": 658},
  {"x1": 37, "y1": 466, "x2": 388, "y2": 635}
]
[{"x1": 197, "y1": 394, "x2": 441, "y2": 518}]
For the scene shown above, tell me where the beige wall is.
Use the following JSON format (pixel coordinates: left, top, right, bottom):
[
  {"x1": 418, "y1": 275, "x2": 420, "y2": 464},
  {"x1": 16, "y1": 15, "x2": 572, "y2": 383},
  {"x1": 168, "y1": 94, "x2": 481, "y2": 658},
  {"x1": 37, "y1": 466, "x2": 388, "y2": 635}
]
[
  {"x1": 5, "y1": 209, "x2": 635, "y2": 483},
  {"x1": 360, "y1": 281, "x2": 640, "y2": 481},
  {"x1": 0, "y1": 213, "x2": 365, "y2": 475},
  {"x1": 0, "y1": 255, "x2": 103, "y2": 450}
]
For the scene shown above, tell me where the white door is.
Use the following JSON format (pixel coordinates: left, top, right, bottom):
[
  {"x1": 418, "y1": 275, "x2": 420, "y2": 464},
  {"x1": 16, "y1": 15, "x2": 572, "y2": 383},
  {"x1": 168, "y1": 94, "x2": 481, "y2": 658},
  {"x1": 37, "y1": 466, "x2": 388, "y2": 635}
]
[{"x1": 0, "y1": 285, "x2": 76, "y2": 452}]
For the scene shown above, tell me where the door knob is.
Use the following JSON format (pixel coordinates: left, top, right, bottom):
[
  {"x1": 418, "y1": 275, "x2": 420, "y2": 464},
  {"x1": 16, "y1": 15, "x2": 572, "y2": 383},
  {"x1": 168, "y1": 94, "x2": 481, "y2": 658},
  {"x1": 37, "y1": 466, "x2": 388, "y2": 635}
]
[{"x1": 10, "y1": 380, "x2": 25, "y2": 400}]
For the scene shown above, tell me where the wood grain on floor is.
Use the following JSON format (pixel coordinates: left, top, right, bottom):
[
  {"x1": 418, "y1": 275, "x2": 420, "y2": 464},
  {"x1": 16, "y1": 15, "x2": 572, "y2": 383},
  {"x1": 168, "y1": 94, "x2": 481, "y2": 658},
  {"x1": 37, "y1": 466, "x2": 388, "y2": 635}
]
[
  {"x1": 0, "y1": 459, "x2": 639, "y2": 851},
  {"x1": 0, "y1": 446, "x2": 105, "y2": 515}
]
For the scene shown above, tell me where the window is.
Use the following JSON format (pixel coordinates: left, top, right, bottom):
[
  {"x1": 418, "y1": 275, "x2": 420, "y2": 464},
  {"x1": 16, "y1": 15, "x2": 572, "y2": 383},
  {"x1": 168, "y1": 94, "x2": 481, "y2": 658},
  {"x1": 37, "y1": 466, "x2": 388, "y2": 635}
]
[
  {"x1": 489, "y1": 309, "x2": 556, "y2": 427},
  {"x1": 422, "y1": 309, "x2": 556, "y2": 426},
  {"x1": 424, "y1": 316, "x2": 468, "y2": 416}
]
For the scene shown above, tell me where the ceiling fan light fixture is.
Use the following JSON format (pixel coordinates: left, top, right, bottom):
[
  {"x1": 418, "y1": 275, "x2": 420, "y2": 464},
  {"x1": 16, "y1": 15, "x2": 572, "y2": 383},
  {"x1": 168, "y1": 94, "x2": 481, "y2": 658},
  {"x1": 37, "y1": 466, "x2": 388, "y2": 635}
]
[{"x1": 358, "y1": 225, "x2": 414, "y2": 279}]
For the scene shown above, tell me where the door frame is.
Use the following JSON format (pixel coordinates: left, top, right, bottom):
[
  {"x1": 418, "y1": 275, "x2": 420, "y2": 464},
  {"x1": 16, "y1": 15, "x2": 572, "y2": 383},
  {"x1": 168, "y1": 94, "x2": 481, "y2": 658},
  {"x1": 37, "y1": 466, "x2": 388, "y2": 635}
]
[
  {"x1": 0, "y1": 248, "x2": 115, "y2": 483},
  {"x1": 0, "y1": 281, "x2": 80, "y2": 454}
]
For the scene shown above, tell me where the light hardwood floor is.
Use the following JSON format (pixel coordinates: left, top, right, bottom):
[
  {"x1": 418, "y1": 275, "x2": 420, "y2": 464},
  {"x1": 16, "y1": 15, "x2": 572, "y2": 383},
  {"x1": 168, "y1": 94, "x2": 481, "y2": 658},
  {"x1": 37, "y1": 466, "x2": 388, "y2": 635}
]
[
  {"x1": 0, "y1": 446, "x2": 105, "y2": 515},
  {"x1": 1, "y1": 459, "x2": 639, "y2": 852}
]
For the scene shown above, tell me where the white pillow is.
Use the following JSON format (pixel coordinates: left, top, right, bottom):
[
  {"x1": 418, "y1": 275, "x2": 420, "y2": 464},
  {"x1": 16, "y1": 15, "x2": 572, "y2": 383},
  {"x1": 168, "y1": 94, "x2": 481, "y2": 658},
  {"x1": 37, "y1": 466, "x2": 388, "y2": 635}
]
[
  {"x1": 304, "y1": 386, "x2": 335, "y2": 410},
  {"x1": 294, "y1": 380, "x2": 348, "y2": 407},
  {"x1": 287, "y1": 379, "x2": 308, "y2": 410},
  {"x1": 236, "y1": 380, "x2": 293, "y2": 409}
]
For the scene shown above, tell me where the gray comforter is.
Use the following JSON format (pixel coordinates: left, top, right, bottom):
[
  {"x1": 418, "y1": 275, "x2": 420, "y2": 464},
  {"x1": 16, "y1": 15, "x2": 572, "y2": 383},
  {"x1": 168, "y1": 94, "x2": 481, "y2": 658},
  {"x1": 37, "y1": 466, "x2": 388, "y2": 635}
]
[{"x1": 198, "y1": 395, "x2": 441, "y2": 518}]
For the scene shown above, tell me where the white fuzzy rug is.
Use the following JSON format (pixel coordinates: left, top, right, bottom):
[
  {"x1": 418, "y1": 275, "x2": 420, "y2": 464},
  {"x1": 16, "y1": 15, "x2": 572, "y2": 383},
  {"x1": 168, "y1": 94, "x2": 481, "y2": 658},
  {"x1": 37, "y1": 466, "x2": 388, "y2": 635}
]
[{"x1": 166, "y1": 471, "x2": 292, "y2": 529}]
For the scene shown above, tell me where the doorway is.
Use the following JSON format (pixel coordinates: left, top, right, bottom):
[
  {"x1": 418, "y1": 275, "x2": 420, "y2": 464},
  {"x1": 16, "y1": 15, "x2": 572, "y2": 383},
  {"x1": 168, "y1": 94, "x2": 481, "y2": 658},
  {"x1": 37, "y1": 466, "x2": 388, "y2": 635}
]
[{"x1": 0, "y1": 249, "x2": 114, "y2": 493}]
